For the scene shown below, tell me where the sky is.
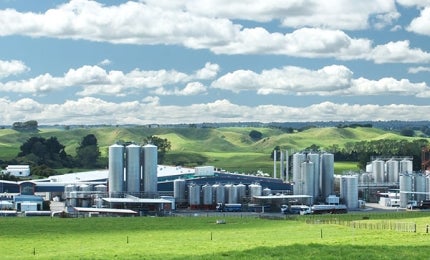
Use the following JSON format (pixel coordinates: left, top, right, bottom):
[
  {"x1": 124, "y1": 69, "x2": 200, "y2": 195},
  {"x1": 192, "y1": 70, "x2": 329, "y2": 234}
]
[{"x1": 1, "y1": 0, "x2": 430, "y2": 125}]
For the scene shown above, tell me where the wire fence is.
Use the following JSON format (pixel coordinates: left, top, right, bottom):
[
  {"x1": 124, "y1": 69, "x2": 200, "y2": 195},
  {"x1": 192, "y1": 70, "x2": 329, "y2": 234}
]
[{"x1": 306, "y1": 219, "x2": 417, "y2": 233}]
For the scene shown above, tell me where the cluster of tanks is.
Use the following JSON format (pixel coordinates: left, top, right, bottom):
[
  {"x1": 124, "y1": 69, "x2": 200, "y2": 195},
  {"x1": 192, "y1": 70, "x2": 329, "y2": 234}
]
[
  {"x1": 65, "y1": 183, "x2": 107, "y2": 207},
  {"x1": 361, "y1": 157, "x2": 413, "y2": 184},
  {"x1": 108, "y1": 143, "x2": 158, "y2": 198},
  {"x1": 174, "y1": 180, "x2": 271, "y2": 209}
]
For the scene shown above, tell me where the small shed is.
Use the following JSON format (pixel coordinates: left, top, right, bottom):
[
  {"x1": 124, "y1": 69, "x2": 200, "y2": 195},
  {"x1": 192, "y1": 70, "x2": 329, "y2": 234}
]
[{"x1": 5, "y1": 165, "x2": 30, "y2": 177}]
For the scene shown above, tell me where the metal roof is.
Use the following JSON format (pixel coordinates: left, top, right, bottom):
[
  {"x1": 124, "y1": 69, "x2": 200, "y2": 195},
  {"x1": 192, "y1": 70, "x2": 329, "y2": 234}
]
[
  {"x1": 73, "y1": 207, "x2": 137, "y2": 214},
  {"x1": 102, "y1": 198, "x2": 172, "y2": 204},
  {"x1": 253, "y1": 195, "x2": 312, "y2": 200}
]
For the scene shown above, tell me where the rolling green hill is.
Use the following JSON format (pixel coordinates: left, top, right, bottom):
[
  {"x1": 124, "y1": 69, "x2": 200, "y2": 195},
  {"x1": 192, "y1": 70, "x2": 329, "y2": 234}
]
[{"x1": 0, "y1": 126, "x2": 427, "y2": 175}]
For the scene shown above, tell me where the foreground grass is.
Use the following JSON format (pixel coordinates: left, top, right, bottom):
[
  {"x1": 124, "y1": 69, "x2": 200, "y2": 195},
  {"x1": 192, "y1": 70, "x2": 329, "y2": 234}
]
[{"x1": 1, "y1": 213, "x2": 430, "y2": 259}]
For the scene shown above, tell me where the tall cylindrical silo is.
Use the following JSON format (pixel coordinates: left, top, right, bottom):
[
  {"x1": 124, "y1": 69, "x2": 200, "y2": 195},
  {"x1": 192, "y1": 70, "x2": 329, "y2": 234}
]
[
  {"x1": 340, "y1": 175, "x2": 358, "y2": 209},
  {"x1": 415, "y1": 174, "x2": 426, "y2": 203},
  {"x1": 202, "y1": 183, "x2": 213, "y2": 206},
  {"x1": 109, "y1": 144, "x2": 124, "y2": 197},
  {"x1": 400, "y1": 174, "x2": 413, "y2": 208},
  {"x1": 188, "y1": 183, "x2": 200, "y2": 209},
  {"x1": 400, "y1": 159, "x2": 413, "y2": 174},
  {"x1": 236, "y1": 183, "x2": 246, "y2": 203},
  {"x1": 372, "y1": 160, "x2": 385, "y2": 184},
  {"x1": 292, "y1": 153, "x2": 306, "y2": 195},
  {"x1": 307, "y1": 153, "x2": 320, "y2": 199},
  {"x1": 212, "y1": 183, "x2": 225, "y2": 204},
  {"x1": 248, "y1": 183, "x2": 262, "y2": 199},
  {"x1": 320, "y1": 153, "x2": 334, "y2": 199},
  {"x1": 126, "y1": 144, "x2": 141, "y2": 195},
  {"x1": 227, "y1": 184, "x2": 238, "y2": 204},
  {"x1": 301, "y1": 161, "x2": 314, "y2": 203},
  {"x1": 142, "y1": 144, "x2": 158, "y2": 197},
  {"x1": 174, "y1": 179, "x2": 186, "y2": 204},
  {"x1": 426, "y1": 176, "x2": 430, "y2": 200},
  {"x1": 386, "y1": 159, "x2": 399, "y2": 184}
]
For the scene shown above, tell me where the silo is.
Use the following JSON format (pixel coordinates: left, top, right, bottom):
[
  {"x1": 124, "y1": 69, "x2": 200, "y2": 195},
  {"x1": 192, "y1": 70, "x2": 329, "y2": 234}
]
[
  {"x1": 399, "y1": 174, "x2": 413, "y2": 208},
  {"x1": 212, "y1": 183, "x2": 225, "y2": 204},
  {"x1": 174, "y1": 179, "x2": 186, "y2": 204},
  {"x1": 126, "y1": 144, "x2": 141, "y2": 195},
  {"x1": 188, "y1": 183, "x2": 200, "y2": 209},
  {"x1": 202, "y1": 183, "x2": 213, "y2": 206},
  {"x1": 65, "y1": 184, "x2": 78, "y2": 207},
  {"x1": 400, "y1": 159, "x2": 413, "y2": 174},
  {"x1": 227, "y1": 184, "x2": 238, "y2": 204},
  {"x1": 248, "y1": 183, "x2": 262, "y2": 199},
  {"x1": 372, "y1": 160, "x2": 385, "y2": 184},
  {"x1": 386, "y1": 159, "x2": 399, "y2": 183},
  {"x1": 307, "y1": 153, "x2": 320, "y2": 199},
  {"x1": 142, "y1": 144, "x2": 158, "y2": 197},
  {"x1": 292, "y1": 153, "x2": 306, "y2": 195},
  {"x1": 108, "y1": 144, "x2": 124, "y2": 197},
  {"x1": 95, "y1": 184, "x2": 107, "y2": 197},
  {"x1": 301, "y1": 161, "x2": 314, "y2": 200},
  {"x1": 340, "y1": 175, "x2": 358, "y2": 209},
  {"x1": 320, "y1": 153, "x2": 334, "y2": 199},
  {"x1": 262, "y1": 187, "x2": 271, "y2": 196},
  {"x1": 414, "y1": 174, "x2": 426, "y2": 203},
  {"x1": 426, "y1": 176, "x2": 430, "y2": 200},
  {"x1": 236, "y1": 183, "x2": 246, "y2": 202}
]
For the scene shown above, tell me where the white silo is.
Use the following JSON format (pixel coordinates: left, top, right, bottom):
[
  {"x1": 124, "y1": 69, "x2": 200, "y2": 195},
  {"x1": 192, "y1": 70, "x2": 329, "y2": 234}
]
[
  {"x1": 301, "y1": 161, "x2": 314, "y2": 202},
  {"x1": 188, "y1": 183, "x2": 200, "y2": 209},
  {"x1": 386, "y1": 159, "x2": 399, "y2": 184},
  {"x1": 126, "y1": 144, "x2": 141, "y2": 195},
  {"x1": 212, "y1": 183, "x2": 225, "y2": 204},
  {"x1": 292, "y1": 153, "x2": 306, "y2": 195},
  {"x1": 248, "y1": 183, "x2": 262, "y2": 198},
  {"x1": 415, "y1": 174, "x2": 426, "y2": 203},
  {"x1": 174, "y1": 179, "x2": 186, "y2": 204},
  {"x1": 202, "y1": 183, "x2": 213, "y2": 207},
  {"x1": 320, "y1": 153, "x2": 334, "y2": 199},
  {"x1": 399, "y1": 174, "x2": 413, "y2": 208},
  {"x1": 307, "y1": 153, "x2": 320, "y2": 199},
  {"x1": 340, "y1": 175, "x2": 358, "y2": 209},
  {"x1": 142, "y1": 144, "x2": 158, "y2": 197},
  {"x1": 400, "y1": 159, "x2": 413, "y2": 174},
  {"x1": 227, "y1": 184, "x2": 238, "y2": 204},
  {"x1": 426, "y1": 176, "x2": 430, "y2": 200},
  {"x1": 372, "y1": 160, "x2": 385, "y2": 184},
  {"x1": 236, "y1": 183, "x2": 246, "y2": 202},
  {"x1": 109, "y1": 144, "x2": 124, "y2": 197},
  {"x1": 262, "y1": 187, "x2": 271, "y2": 196}
]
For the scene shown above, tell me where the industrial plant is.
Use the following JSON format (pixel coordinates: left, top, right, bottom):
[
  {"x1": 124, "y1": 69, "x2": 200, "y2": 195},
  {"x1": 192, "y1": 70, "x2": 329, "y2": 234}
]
[{"x1": 0, "y1": 143, "x2": 429, "y2": 217}]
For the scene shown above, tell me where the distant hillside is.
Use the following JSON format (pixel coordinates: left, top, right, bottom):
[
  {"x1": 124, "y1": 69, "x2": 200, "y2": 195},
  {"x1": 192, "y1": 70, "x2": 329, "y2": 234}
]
[{"x1": 0, "y1": 126, "x2": 428, "y2": 175}]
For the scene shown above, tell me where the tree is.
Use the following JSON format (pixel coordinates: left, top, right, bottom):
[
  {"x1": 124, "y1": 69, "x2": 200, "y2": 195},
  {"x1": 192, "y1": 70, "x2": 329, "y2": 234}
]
[
  {"x1": 76, "y1": 134, "x2": 100, "y2": 168},
  {"x1": 143, "y1": 135, "x2": 171, "y2": 164},
  {"x1": 249, "y1": 130, "x2": 263, "y2": 141},
  {"x1": 17, "y1": 136, "x2": 69, "y2": 168},
  {"x1": 12, "y1": 120, "x2": 38, "y2": 132}
]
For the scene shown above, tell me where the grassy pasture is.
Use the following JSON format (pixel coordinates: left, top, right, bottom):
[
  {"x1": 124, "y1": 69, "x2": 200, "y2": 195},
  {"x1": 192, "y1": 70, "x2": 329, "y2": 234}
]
[{"x1": 1, "y1": 213, "x2": 430, "y2": 259}]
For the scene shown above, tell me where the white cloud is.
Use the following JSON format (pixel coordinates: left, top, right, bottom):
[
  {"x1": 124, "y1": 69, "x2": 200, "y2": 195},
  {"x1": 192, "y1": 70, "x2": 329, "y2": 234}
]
[
  {"x1": 98, "y1": 59, "x2": 112, "y2": 66},
  {"x1": 408, "y1": 66, "x2": 430, "y2": 73},
  {"x1": 212, "y1": 65, "x2": 430, "y2": 97},
  {"x1": 153, "y1": 82, "x2": 207, "y2": 96},
  {"x1": 1, "y1": 97, "x2": 429, "y2": 124},
  {"x1": 370, "y1": 40, "x2": 430, "y2": 63},
  {"x1": 407, "y1": 7, "x2": 430, "y2": 36},
  {"x1": 396, "y1": 0, "x2": 430, "y2": 8},
  {"x1": 0, "y1": 63, "x2": 217, "y2": 97},
  {"x1": 0, "y1": 60, "x2": 29, "y2": 78}
]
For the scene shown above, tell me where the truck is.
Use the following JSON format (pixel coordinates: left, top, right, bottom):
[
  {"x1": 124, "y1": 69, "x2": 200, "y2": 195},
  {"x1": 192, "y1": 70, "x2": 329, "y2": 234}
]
[
  {"x1": 216, "y1": 203, "x2": 242, "y2": 212},
  {"x1": 311, "y1": 204, "x2": 347, "y2": 214},
  {"x1": 281, "y1": 205, "x2": 312, "y2": 215}
]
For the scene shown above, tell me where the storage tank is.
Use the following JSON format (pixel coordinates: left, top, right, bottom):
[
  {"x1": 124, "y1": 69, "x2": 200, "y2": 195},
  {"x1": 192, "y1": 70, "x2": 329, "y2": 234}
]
[
  {"x1": 399, "y1": 174, "x2": 413, "y2": 208},
  {"x1": 202, "y1": 183, "x2": 213, "y2": 206},
  {"x1": 236, "y1": 183, "x2": 246, "y2": 202},
  {"x1": 248, "y1": 183, "x2": 262, "y2": 202},
  {"x1": 400, "y1": 159, "x2": 413, "y2": 174},
  {"x1": 320, "y1": 153, "x2": 334, "y2": 199},
  {"x1": 212, "y1": 183, "x2": 225, "y2": 204},
  {"x1": 426, "y1": 176, "x2": 430, "y2": 200},
  {"x1": 340, "y1": 175, "x2": 358, "y2": 209},
  {"x1": 292, "y1": 153, "x2": 306, "y2": 195},
  {"x1": 108, "y1": 144, "x2": 124, "y2": 197},
  {"x1": 94, "y1": 184, "x2": 107, "y2": 197},
  {"x1": 79, "y1": 184, "x2": 92, "y2": 199},
  {"x1": 174, "y1": 179, "x2": 186, "y2": 203},
  {"x1": 188, "y1": 183, "x2": 200, "y2": 209},
  {"x1": 228, "y1": 184, "x2": 238, "y2": 204},
  {"x1": 301, "y1": 161, "x2": 314, "y2": 199},
  {"x1": 372, "y1": 160, "x2": 385, "y2": 184},
  {"x1": 415, "y1": 174, "x2": 426, "y2": 203},
  {"x1": 126, "y1": 144, "x2": 141, "y2": 194},
  {"x1": 65, "y1": 184, "x2": 77, "y2": 198},
  {"x1": 142, "y1": 144, "x2": 158, "y2": 197},
  {"x1": 307, "y1": 153, "x2": 320, "y2": 199},
  {"x1": 262, "y1": 187, "x2": 271, "y2": 196},
  {"x1": 386, "y1": 159, "x2": 399, "y2": 183}
]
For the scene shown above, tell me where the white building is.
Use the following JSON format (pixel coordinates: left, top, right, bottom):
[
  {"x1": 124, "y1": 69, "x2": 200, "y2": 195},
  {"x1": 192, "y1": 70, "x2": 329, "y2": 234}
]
[{"x1": 4, "y1": 165, "x2": 30, "y2": 177}]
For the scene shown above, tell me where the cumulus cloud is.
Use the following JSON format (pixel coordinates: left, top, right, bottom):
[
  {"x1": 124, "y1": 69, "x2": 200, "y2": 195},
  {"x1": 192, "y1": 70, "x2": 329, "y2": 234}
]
[
  {"x1": 0, "y1": 63, "x2": 217, "y2": 97},
  {"x1": 0, "y1": 97, "x2": 429, "y2": 125},
  {"x1": 212, "y1": 65, "x2": 430, "y2": 97},
  {"x1": 153, "y1": 82, "x2": 207, "y2": 96},
  {"x1": 370, "y1": 41, "x2": 430, "y2": 63},
  {"x1": 0, "y1": 60, "x2": 29, "y2": 78},
  {"x1": 98, "y1": 59, "x2": 112, "y2": 66},
  {"x1": 408, "y1": 66, "x2": 430, "y2": 73},
  {"x1": 407, "y1": 7, "x2": 430, "y2": 36},
  {"x1": 396, "y1": 0, "x2": 430, "y2": 8}
]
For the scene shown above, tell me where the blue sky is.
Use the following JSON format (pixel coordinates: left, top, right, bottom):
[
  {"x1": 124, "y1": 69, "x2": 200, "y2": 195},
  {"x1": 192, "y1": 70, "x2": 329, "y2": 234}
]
[{"x1": 1, "y1": 0, "x2": 430, "y2": 125}]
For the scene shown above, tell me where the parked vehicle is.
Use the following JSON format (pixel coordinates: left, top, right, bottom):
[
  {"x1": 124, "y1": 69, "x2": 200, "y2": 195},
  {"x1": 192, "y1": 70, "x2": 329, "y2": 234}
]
[
  {"x1": 216, "y1": 203, "x2": 242, "y2": 212},
  {"x1": 281, "y1": 205, "x2": 312, "y2": 215},
  {"x1": 311, "y1": 204, "x2": 347, "y2": 214}
]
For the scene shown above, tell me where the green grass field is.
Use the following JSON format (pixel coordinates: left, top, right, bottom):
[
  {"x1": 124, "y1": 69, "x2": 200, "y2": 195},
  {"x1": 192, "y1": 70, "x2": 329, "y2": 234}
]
[{"x1": 1, "y1": 213, "x2": 430, "y2": 259}]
